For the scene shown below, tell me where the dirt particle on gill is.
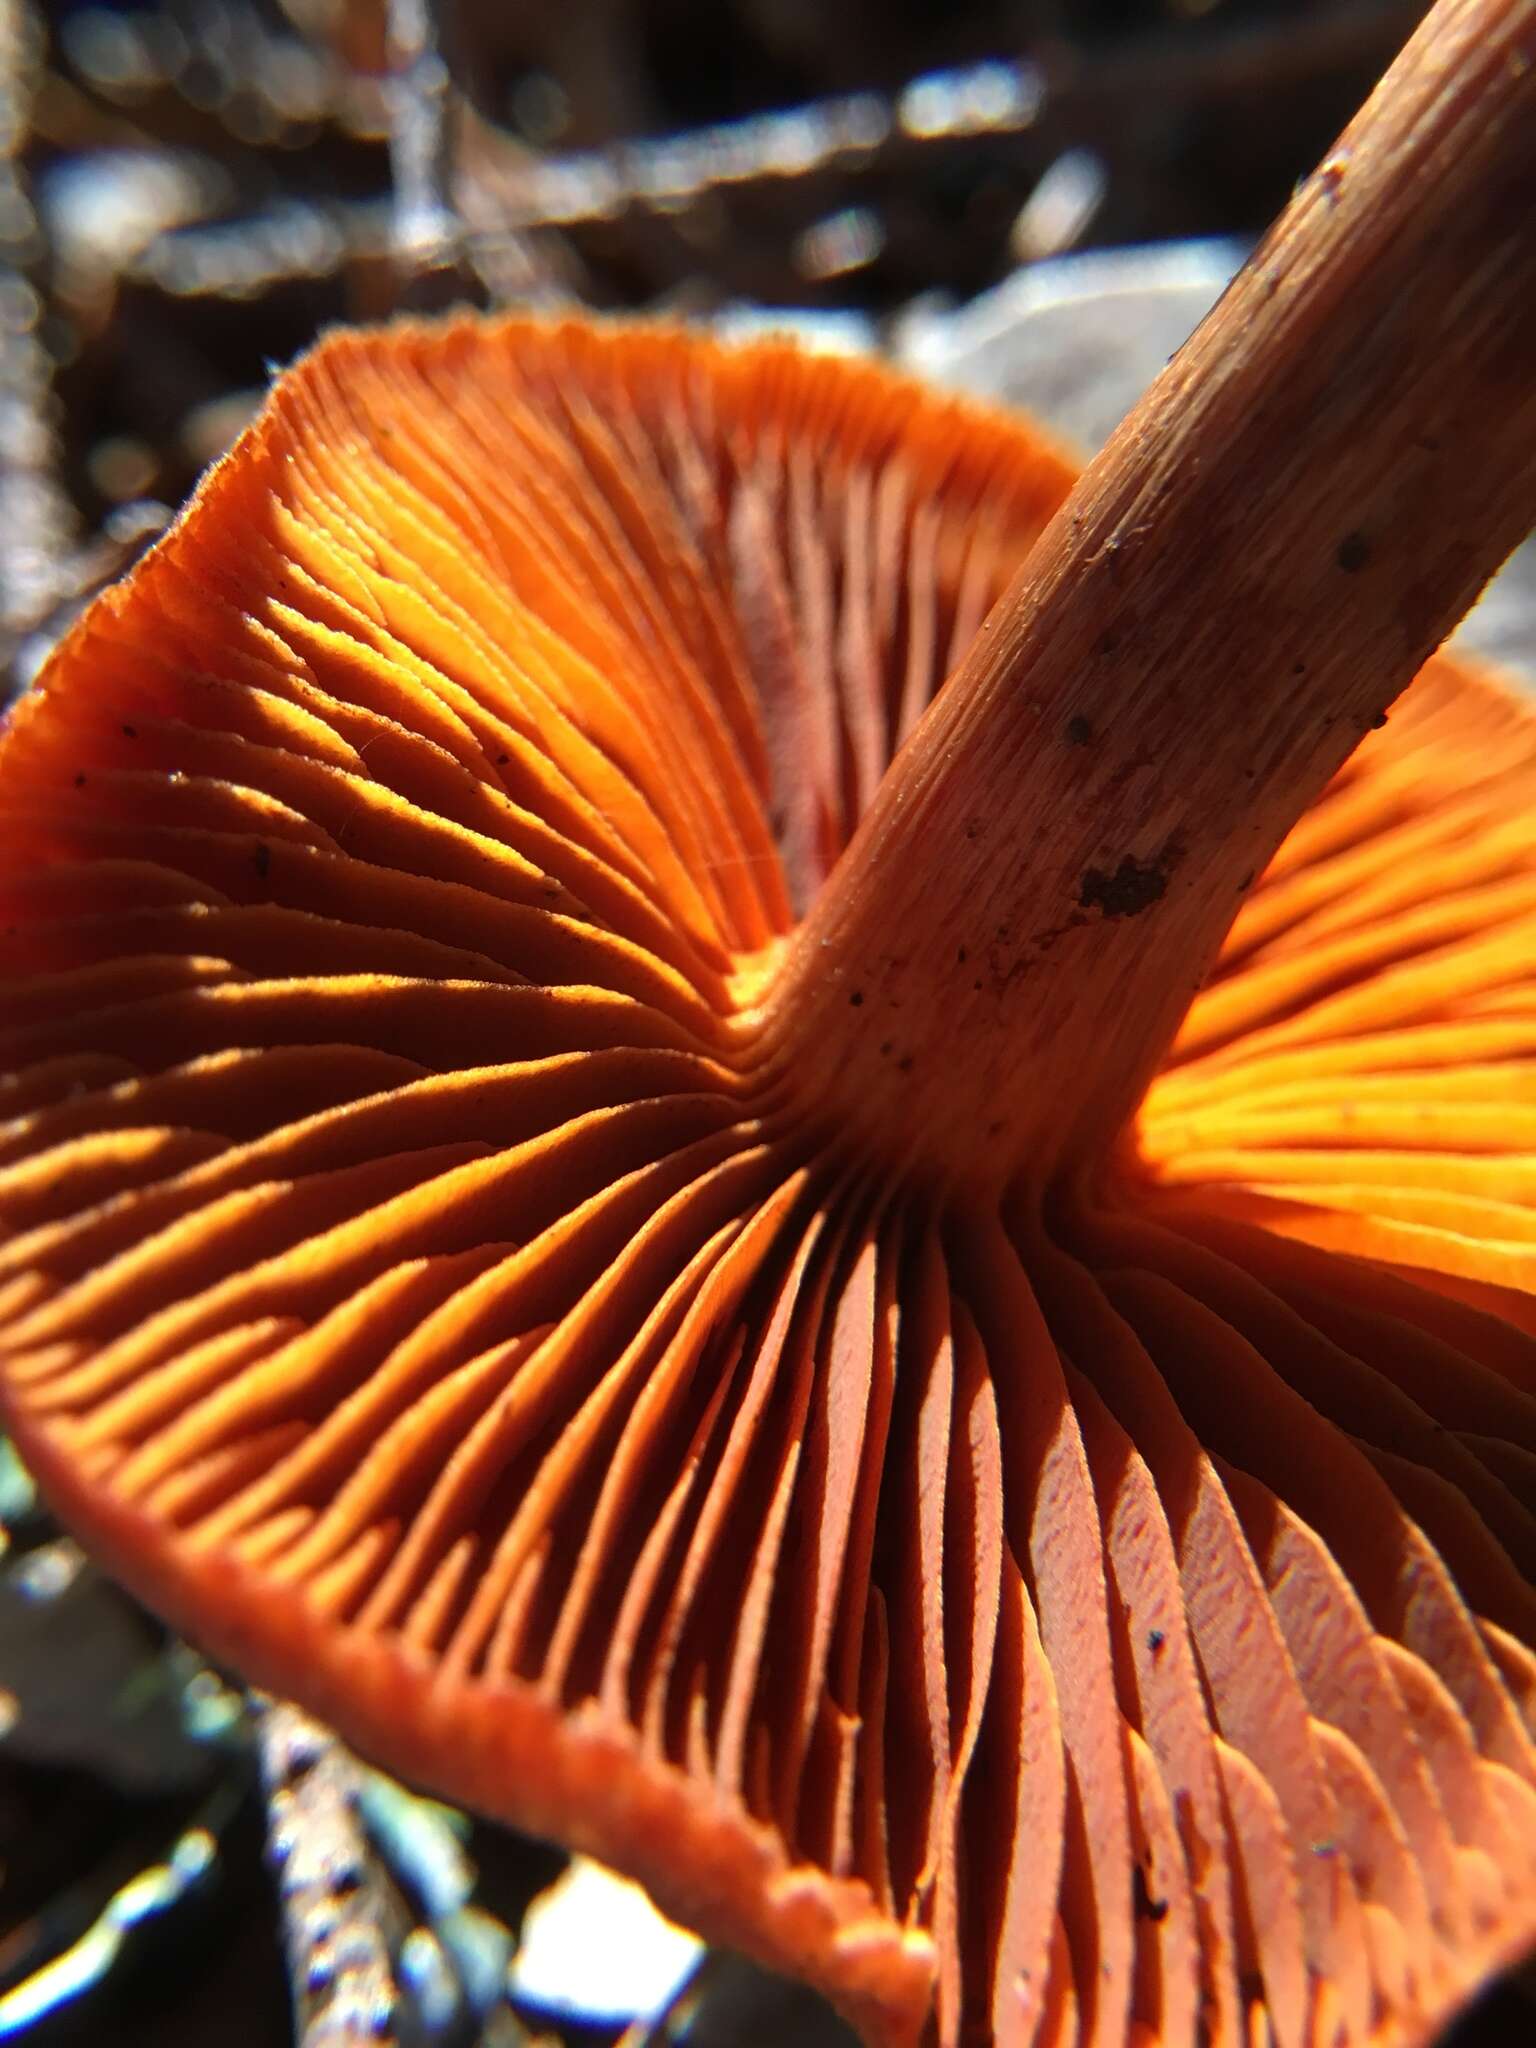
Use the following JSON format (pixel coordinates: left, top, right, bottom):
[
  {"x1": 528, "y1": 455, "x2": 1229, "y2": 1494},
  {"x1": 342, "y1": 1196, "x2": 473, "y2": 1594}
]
[{"x1": 1133, "y1": 1865, "x2": 1170, "y2": 1924}]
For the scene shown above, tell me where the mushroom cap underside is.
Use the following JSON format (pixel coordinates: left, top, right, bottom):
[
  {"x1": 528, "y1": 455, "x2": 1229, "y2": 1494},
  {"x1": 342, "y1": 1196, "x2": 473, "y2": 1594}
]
[{"x1": 0, "y1": 318, "x2": 1533, "y2": 2048}]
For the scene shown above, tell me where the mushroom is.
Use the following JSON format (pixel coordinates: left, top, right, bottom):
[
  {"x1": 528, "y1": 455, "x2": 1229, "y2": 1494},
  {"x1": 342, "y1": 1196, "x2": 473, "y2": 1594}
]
[{"x1": 3, "y1": 3, "x2": 1536, "y2": 2044}]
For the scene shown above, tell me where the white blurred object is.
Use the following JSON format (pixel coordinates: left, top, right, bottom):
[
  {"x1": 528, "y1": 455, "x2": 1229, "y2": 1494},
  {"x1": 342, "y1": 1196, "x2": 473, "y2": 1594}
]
[
  {"x1": 713, "y1": 304, "x2": 878, "y2": 357},
  {"x1": 796, "y1": 205, "x2": 885, "y2": 281},
  {"x1": 896, "y1": 238, "x2": 1245, "y2": 447},
  {"x1": 508, "y1": 1856, "x2": 703, "y2": 2025},
  {"x1": 895, "y1": 240, "x2": 1535, "y2": 682},
  {"x1": 1010, "y1": 149, "x2": 1108, "y2": 265},
  {"x1": 38, "y1": 150, "x2": 232, "y2": 289}
]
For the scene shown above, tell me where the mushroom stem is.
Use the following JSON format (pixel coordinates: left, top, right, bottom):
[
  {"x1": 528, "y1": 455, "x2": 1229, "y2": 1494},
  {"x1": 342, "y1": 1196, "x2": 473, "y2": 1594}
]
[{"x1": 756, "y1": 0, "x2": 1536, "y2": 1195}]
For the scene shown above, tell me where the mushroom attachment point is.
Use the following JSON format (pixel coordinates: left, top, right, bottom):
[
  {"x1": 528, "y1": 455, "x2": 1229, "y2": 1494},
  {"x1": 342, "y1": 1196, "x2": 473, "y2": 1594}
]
[{"x1": 0, "y1": 319, "x2": 1533, "y2": 2048}]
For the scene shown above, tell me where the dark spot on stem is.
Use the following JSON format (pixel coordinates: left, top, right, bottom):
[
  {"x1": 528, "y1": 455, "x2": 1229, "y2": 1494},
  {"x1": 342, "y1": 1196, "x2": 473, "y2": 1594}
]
[
  {"x1": 120, "y1": 723, "x2": 138, "y2": 739},
  {"x1": 1147, "y1": 1628, "x2": 1166, "y2": 1655},
  {"x1": 849, "y1": 990, "x2": 864, "y2": 1007},
  {"x1": 1079, "y1": 841, "x2": 1183, "y2": 919},
  {"x1": 1336, "y1": 531, "x2": 1370, "y2": 573},
  {"x1": 1066, "y1": 715, "x2": 1094, "y2": 747}
]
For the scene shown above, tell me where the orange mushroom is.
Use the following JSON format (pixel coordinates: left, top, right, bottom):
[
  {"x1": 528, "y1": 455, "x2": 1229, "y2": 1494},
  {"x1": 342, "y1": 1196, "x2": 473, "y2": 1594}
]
[{"x1": 3, "y1": 6, "x2": 1536, "y2": 2043}]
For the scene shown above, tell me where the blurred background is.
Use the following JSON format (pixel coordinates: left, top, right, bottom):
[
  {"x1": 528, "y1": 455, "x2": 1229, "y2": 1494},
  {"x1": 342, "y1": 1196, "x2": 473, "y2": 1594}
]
[
  {"x1": 1, "y1": 0, "x2": 1458, "y2": 696},
  {"x1": 0, "y1": 2, "x2": 1533, "y2": 2044}
]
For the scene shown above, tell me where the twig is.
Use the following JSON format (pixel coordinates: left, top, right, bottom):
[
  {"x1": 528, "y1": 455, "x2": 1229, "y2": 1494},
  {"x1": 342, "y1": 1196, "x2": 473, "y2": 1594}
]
[
  {"x1": 385, "y1": 0, "x2": 473, "y2": 308},
  {"x1": 462, "y1": 2, "x2": 1422, "y2": 237},
  {"x1": 0, "y1": 1778, "x2": 242, "y2": 2036},
  {"x1": 257, "y1": 1695, "x2": 540, "y2": 2048},
  {"x1": 259, "y1": 1697, "x2": 407, "y2": 2047},
  {"x1": 0, "y1": 0, "x2": 77, "y2": 702}
]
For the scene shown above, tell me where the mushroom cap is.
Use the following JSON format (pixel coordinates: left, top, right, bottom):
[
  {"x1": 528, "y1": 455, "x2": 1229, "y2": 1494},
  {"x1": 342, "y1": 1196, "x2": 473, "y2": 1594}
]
[{"x1": 1, "y1": 317, "x2": 1533, "y2": 2048}]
